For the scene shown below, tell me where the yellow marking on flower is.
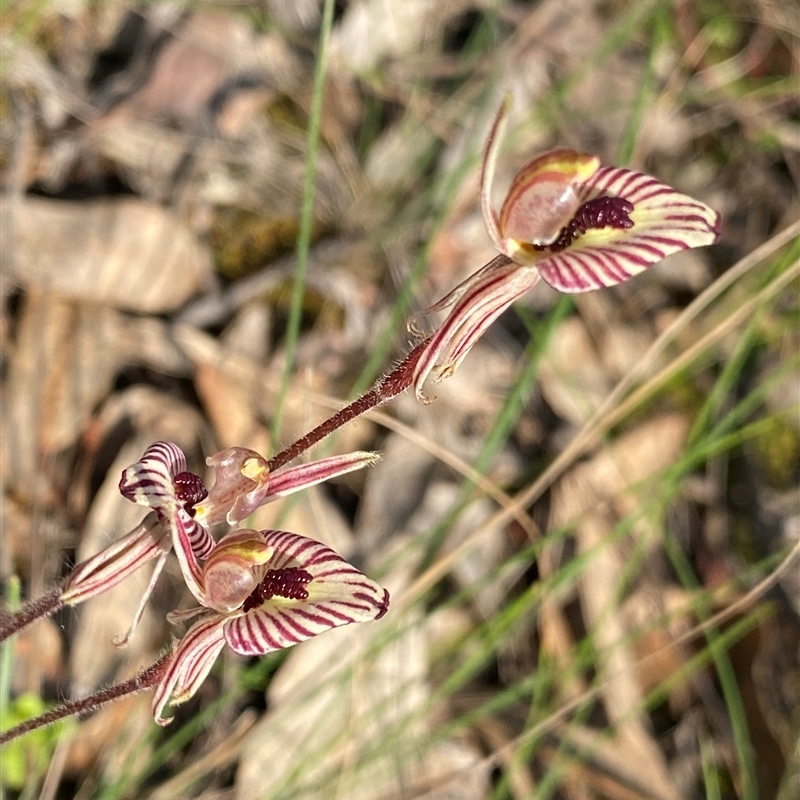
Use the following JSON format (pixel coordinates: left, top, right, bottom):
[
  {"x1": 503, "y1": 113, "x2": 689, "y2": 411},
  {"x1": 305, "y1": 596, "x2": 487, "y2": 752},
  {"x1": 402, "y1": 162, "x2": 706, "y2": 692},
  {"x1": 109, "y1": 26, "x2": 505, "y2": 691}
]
[
  {"x1": 242, "y1": 457, "x2": 268, "y2": 482},
  {"x1": 503, "y1": 238, "x2": 538, "y2": 263},
  {"x1": 567, "y1": 225, "x2": 628, "y2": 248}
]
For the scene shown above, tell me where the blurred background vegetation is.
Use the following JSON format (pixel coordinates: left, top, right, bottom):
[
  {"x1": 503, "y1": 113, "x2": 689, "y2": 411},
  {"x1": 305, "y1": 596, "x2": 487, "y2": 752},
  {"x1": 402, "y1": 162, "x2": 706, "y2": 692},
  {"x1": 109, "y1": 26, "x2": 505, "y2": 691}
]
[{"x1": 0, "y1": 0, "x2": 798, "y2": 798}]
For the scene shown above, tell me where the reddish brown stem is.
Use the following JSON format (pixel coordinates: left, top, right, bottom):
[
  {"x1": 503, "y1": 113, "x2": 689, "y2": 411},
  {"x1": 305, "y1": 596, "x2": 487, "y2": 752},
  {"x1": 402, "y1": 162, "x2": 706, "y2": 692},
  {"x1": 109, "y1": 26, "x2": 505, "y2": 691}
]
[
  {"x1": 0, "y1": 339, "x2": 427, "y2": 645},
  {"x1": 0, "y1": 585, "x2": 64, "y2": 644},
  {"x1": 268, "y1": 336, "x2": 430, "y2": 472},
  {"x1": 0, "y1": 651, "x2": 173, "y2": 745}
]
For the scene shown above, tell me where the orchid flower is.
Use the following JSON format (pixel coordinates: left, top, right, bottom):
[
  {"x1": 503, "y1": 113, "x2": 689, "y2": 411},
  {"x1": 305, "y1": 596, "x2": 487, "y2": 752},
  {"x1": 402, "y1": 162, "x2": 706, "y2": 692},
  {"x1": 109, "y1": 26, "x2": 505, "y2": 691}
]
[
  {"x1": 62, "y1": 442, "x2": 379, "y2": 645},
  {"x1": 152, "y1": 527, "x2": 389, "y2": 725},
  {"x1": 412, "y1": 94, "x2": 722, "y2": 401}
]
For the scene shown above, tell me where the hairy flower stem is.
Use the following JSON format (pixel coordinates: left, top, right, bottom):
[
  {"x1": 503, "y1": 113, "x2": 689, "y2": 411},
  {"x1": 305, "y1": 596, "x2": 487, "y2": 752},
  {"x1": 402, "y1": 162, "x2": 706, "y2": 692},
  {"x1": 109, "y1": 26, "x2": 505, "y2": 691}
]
[
  {"x1": 268, "y1": 336, "x2": 431, "y2": 472},
  {"x1": 0, "y1": 651, "x2": 173, "y2": 745},
  {"x1": 0, "y1": 339, "x2": 428, "y2": 646},
  {"x1": 0, "y1": 585, "x2": 63, "y2": 644}
]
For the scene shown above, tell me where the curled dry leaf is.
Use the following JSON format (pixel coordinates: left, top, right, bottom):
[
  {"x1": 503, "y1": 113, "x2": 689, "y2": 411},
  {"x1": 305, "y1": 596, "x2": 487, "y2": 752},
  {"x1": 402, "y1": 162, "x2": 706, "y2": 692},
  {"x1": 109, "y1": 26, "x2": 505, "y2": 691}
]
[
  {"x1": 101, "y1": 11, "x2": 263, "y2": 126},
  {"x1": 8, "y1": 197, "x2": 213, "y2": 313},
  {"x1": 262, "y1": 0, "x2": 320, "y2": 33},
  {"x1": 577, "y1": 511, "x2": 683, "y2": 800},
  {"x1": 236, "y1": 621, "x2": 425, "y2": 800},
  {"x1": 101, "y1": 7, "x2": 302, "y2": 126},
  {"x1": 421, "y1": 483, "x2": 515, "y2": 620},
  {"x1": 364, "y1": 115, "x2": 439, "y2": 194},
  {"x1": 194, "y1": 360, "x2": 270, "y2": 453},
  {"x1": 356, "y1": 434, "x2": 437, "y2": 554},
  {"x1": 1, "y1": 294, "x2": 124, "y2": 501},
  {"x1": 175, "y1": 325, "x2": 371, "y2": 458}
]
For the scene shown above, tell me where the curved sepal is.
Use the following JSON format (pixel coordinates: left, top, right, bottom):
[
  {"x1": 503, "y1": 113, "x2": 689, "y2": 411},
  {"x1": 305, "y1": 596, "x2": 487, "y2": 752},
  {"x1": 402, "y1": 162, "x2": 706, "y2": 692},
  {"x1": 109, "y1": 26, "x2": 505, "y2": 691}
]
[
  {"x1": 62, "y1": 514, "x2": 166, "y2": 605},
  {"x1": 152, "y1": 616, "x2": 227, "y2": 725},
  {"x1": 412, "y1": 258, "x2": 539, "y2": 402},
  {"x1": 499, "y1": 149, "x2": 600, "y2": 257},
  {"x1": 119, "y1": 442, "x2": 187, "y2": 512},
  {"x1": 480, "y1": 92, "x2": 512, "y2": 253},
  {"x1": 265, "y1": 452, "x2": 381, "y2": 503},
  {"x1": 170, "y1": 507, "x2": 211, "y2": 606}
]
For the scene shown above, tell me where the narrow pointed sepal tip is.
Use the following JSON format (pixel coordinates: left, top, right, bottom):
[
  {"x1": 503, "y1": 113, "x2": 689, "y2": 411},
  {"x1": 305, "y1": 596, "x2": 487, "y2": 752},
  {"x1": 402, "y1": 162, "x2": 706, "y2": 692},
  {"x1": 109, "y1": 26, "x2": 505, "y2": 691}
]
[
  {"x1": 374, "y1": 588, "x2": 390, "y2": 620},
  {"x1": 414, "y1": 387, "x2": 435, "y2": 404}
]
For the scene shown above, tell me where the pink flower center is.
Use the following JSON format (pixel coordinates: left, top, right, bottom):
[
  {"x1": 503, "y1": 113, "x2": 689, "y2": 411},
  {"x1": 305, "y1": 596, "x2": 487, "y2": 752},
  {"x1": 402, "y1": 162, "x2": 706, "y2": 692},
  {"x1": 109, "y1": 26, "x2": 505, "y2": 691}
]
[
  {"x1": 535, "y1": 196, "x2": 634, "y2": 253},
  {"x1": 242, "y1": 568, "x2": 313, "y2": 611},
  {"x1": 173, "y1": 471, "x2": 208, "y2": 517}
]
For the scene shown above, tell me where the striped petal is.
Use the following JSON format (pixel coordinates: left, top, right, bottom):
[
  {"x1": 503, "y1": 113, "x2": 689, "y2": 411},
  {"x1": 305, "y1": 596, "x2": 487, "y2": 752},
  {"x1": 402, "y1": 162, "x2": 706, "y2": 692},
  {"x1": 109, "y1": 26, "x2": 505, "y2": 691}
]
[
  {"x1": 223, "y1": 529, "x2": 390, "y2": 656},
  {"x1": 412, "y1": 258, "x2": 540, "y2": 402},
  {"x1": 62, "y1": 513, "x2": 167, "y2": 606},
  {"x1": 152, "y1": 615, "x2": 226, "y2": 725},
  {"x1": 119, "y1": 441, "x2": 213, "y2": 561},
  {"x1": 119, "y1": 442, "x2": 209, "y2": 601},
  {"x1": 535, "y1": 166, "x2": 721, "y2": 293},
  {"x1": 265, "y1": 452, "x2": 380, "y2": 503},
  {"x1": 169, "y1": 507, "x2": 209, "y2": 606},
  {"x1": 185, "y1": 516, "x2": 215, "y2": 561},
  {"x1": 119, "y1": 441, "x2": 187, "y2": 511}
]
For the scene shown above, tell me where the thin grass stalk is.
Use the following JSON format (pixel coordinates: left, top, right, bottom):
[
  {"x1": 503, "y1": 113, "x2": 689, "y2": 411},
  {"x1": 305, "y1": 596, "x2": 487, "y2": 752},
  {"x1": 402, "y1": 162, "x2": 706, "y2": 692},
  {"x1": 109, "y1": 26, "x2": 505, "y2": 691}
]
[{"x1": 271, "y1": 0, "x2": 337, "y2": 443}]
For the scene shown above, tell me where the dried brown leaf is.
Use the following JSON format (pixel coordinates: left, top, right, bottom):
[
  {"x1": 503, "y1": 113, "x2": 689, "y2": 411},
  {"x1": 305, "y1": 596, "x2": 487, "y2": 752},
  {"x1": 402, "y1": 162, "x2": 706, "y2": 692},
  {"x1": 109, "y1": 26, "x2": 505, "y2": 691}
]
[
  {"x1": 576, "y1": 515, "x2": 682, "y2": 800},
  {"x1": 194, "y1": 361, "x2": 270, "y2": 452},
  {"x1": 431, "y1": 483, "x2": 520, "y2": 619},
  {"x1": 175, "y1": 324, "x2": 370, "y2": 457},
  {"x1": 64, "y1": 693, "x2": 153, "y2": 778},
  {"x1": 330, "y1": 0, "x2": 457, "y2": 73},
  {"x1": 538, "y1": 315, "x2": 611, "y2": 427},
  {"x1": 9, "y1": 197, "x2": 213, "y2": 313},
  {"x1": 1, "y1": 294, "x2": 124, "y2": 500},
  {"x1": 11, "y1": 617, "x2": 63, "y2": 695},
  {"x1": 542, "y1": 415, "x2": 692, "y2": 800},
  {"x1": 105, "y1": 12, "x2": 259, "y2": 126},
  {"x1": 356, "y1": 433, "x2": 437, "y2": 552}
]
